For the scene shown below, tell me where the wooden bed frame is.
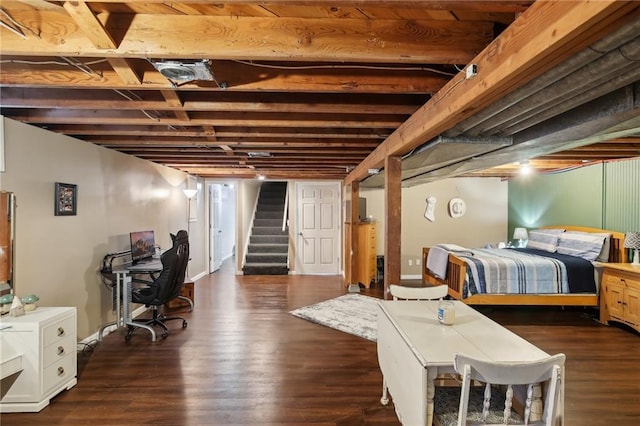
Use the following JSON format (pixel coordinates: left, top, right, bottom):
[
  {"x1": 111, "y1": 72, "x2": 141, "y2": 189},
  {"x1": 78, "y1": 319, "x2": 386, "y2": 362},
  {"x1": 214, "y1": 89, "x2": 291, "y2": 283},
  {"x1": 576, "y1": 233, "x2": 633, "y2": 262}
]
[{"x1": 422, "y1": 226, "x2": 627, "y2": 306}]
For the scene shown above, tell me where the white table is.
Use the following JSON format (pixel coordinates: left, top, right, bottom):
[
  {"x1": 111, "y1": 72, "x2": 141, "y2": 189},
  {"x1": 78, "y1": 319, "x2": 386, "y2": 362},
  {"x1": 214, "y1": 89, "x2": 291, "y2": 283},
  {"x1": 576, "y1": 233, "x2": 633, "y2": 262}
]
[{"x1": 376, "y1": 300, "x2": 562, "y2": 425}]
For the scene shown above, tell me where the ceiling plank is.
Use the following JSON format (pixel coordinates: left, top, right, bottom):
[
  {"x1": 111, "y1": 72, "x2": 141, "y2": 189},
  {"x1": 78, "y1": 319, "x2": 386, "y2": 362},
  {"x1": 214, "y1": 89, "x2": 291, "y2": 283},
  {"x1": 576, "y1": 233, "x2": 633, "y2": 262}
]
[{"x1": 0, "y1": 13, "x2": 493, "y2": 64}]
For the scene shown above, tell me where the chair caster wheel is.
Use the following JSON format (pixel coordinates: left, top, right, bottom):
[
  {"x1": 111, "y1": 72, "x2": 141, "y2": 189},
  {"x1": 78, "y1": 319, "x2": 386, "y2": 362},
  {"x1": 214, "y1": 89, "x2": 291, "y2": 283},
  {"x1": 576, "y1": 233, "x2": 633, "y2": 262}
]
[
  {"x1": 162, "y1": 332, "x2": 168, "y2": 339},
  {"x1": 182, "y1": 320, "x2": 188, "y2": 328},
  {"x1": 125, "y1": 333, "x2": 132, "y2": 341}
]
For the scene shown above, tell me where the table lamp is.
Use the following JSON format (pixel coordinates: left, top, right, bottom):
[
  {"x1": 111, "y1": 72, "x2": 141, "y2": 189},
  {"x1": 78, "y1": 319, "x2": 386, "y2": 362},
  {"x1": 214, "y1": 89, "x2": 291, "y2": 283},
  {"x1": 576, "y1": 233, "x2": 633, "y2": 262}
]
[
  {"x1": 513, "y1": 227, "x2": 528, "y2": 248},
  {"x1": 624, "y1": 232, "x2": 640, "y2": 265}
]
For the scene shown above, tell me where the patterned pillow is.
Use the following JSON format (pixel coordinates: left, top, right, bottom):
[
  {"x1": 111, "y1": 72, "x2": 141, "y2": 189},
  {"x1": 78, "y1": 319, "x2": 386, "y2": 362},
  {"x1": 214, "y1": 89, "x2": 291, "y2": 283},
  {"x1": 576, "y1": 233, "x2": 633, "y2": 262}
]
[
  {"x1": 557, "y1": 231, "x2": 606, "y2": 261},
  {"x1": 526, "y1": 228, "x2": 564, "y2": 252}
]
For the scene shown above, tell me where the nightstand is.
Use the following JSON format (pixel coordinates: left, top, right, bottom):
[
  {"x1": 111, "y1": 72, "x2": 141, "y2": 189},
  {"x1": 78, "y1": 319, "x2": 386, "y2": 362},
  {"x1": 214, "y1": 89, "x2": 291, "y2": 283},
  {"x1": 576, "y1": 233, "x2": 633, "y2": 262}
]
[
  {"x1": 600, "y1": 263, "x2": 640, "y2": 333},
  {"x1": 0, "y1": 307, "x2": 77, "y2": 412}
]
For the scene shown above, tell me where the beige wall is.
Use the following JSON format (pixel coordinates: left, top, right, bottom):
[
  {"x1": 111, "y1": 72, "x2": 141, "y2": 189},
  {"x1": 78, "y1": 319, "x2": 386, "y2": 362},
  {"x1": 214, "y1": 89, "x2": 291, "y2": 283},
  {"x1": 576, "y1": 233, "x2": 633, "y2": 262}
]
[
  {"x1": 361, "y1": 178, "x2": 508, "y2": 276},
  {"x1": 1, "y1": 118, "x2": 206, "y2": 339}
]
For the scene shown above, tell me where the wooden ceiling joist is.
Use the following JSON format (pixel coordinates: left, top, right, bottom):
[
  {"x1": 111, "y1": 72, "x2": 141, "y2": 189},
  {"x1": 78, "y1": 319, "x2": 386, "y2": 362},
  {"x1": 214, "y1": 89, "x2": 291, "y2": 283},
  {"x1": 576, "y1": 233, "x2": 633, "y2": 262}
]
[{"x1": 1, "y1": 13, "x2": 492, "y2": 64}]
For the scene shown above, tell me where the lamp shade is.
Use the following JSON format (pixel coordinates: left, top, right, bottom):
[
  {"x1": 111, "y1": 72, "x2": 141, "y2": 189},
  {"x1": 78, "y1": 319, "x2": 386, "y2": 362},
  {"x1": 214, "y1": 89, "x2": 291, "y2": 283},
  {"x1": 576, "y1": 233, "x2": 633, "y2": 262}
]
[
  {"x1": 624, "y1": 232, "x2": 640, "y2": 249},
  {"x1": 183, "y1": 188, "x2": 198, "y2": 199},
  {"x1": 513, "y1": 227, "x2": 528, "y2": 241}
]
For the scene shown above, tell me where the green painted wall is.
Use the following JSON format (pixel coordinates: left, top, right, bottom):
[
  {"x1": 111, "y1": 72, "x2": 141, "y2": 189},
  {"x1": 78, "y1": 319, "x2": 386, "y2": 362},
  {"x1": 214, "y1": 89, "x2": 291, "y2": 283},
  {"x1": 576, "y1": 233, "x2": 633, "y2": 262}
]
[{"x1": 508, "y1": 158, "x2": 640, "y2": 239}]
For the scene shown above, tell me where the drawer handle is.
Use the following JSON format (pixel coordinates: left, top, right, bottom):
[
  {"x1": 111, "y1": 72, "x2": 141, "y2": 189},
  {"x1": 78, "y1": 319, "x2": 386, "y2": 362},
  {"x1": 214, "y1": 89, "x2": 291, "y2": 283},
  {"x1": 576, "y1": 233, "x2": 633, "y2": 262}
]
[
  {"x1": 57, "y1": 327, "x2": 65, "y2": 336},
  {"x1": 58, "y1": 366, "x2": 65, "y2": 376},
  {"x1": 57, "y1": 346, "x2": 65, "y2": 355}
]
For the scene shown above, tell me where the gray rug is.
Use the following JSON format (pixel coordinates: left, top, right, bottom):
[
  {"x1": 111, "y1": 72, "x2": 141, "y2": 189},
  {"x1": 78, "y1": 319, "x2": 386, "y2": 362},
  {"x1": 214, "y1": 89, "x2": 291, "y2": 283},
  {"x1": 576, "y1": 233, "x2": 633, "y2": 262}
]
[{"x1": 289, "y1": 294, "x2": 379, "y2": 341}]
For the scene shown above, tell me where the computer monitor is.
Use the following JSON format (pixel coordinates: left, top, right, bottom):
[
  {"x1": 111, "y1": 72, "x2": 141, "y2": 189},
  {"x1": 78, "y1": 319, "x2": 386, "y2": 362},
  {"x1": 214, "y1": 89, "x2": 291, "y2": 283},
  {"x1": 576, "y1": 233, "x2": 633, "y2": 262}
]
[{"x1": 129, "y1": 230, "x2": 156, "y2": 264}]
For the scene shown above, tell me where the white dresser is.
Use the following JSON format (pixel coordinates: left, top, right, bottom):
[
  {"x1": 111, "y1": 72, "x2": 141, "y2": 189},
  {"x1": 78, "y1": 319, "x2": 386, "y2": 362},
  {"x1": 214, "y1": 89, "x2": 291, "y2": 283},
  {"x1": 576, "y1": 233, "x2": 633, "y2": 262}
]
[{"x1": 0, "y1": 307, "x2": 77, "y2": 413}]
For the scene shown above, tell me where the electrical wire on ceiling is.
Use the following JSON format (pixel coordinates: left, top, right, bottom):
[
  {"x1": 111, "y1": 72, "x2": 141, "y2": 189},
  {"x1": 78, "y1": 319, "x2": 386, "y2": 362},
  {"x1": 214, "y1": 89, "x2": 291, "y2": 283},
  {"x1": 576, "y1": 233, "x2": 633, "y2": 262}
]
[
  {"x1": 112, "y1": 89, "x2": 161, "y2": 121},
  {"x1": 0, "y1": 7, "x2": 39, "y2": 39},
  {"x1": 231, "y1": 59, "x2": 456, "y2": 76}
]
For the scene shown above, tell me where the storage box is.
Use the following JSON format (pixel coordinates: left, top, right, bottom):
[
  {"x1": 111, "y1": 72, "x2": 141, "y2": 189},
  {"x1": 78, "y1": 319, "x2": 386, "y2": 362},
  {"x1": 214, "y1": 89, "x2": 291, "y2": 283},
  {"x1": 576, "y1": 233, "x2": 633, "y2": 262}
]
[{"x1": 165, "y1": 280, "x2": 194, "y2": 309}]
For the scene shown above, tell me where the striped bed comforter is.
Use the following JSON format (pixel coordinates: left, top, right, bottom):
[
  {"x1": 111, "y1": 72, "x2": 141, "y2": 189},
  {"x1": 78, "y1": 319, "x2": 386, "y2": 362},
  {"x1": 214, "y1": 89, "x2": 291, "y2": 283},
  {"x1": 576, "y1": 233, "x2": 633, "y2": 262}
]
[{"x1": 447, "y1": 247, "x2": 596, "y2": 298}]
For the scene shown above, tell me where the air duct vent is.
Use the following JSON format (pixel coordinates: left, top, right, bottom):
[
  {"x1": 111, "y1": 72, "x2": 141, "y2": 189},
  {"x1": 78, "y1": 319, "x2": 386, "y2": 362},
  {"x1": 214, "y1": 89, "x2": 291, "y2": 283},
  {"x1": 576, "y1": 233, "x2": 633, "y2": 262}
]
[{"x1": 151, "y1": 60, "x2": 216, "y2": 82}]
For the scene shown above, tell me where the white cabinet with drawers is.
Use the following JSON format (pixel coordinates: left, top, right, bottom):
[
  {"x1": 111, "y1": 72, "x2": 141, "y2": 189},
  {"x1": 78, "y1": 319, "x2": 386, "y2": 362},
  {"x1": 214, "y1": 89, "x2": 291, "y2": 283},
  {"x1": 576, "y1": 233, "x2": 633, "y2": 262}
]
[{"x1": 0, "y1": 307, "x2": 77, "y2": 413}]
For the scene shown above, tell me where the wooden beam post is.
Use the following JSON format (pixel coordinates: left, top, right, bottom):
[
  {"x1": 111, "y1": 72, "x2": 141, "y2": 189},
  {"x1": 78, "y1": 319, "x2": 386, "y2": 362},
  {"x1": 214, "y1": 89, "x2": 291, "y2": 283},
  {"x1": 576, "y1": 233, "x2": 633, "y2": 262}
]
[
  {"x1": 345, "y1": 182, "x2": 360, "y2": 291},
  {"x1": 384, "y1": 156, "x2": 402, "y2": 299}
]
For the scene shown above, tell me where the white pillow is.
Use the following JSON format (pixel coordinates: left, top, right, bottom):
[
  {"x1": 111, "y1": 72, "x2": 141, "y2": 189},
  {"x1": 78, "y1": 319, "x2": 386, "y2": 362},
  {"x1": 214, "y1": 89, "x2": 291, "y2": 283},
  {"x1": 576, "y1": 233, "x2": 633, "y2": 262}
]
[
  {"x1": 557, "y1": 231, "x2": 606, "y2": 261},
  {"x1": 526, "y1": 228, "x2": 564, "y2": 252}
]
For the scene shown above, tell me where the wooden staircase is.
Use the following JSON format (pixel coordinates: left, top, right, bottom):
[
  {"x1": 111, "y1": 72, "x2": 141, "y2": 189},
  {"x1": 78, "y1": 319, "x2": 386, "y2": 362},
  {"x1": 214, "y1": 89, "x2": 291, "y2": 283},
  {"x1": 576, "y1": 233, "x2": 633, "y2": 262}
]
[{"x1": 243, "y1": 182, "x2": 289, "y2": 275}]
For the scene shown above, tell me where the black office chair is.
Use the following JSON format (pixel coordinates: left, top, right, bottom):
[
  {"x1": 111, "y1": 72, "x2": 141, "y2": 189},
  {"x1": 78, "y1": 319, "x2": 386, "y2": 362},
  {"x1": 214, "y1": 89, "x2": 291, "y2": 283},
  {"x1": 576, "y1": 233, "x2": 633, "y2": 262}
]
[{"x1": 126, "y1": 230, "x2": 190, "y2": 340}]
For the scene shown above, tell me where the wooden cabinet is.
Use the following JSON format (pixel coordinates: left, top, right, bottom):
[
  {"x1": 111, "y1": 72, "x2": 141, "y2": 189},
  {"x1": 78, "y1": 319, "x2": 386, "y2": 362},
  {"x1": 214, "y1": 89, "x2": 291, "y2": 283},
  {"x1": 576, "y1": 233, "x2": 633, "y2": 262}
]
[
  {"x1": 0, "y1": 307, "x2": 77, "y2": 412},
  {"x1": 600, "y1": 264, "x2": 640, "y2": 333},
  {"x1": 357, "y1": 222, "x2": 377, "y2": 288}
]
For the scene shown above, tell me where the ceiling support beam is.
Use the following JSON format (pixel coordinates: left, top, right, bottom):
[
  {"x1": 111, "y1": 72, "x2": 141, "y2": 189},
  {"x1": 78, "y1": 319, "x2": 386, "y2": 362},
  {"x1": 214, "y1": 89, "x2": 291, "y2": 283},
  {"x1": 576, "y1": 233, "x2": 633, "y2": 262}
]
[
  {"x1": 0, "y1": 13, "x2": 492, "y2": 64},
  {"x1": 345, "y1": 0, "x2": 636, "y2": 184},
  {"x1": 383, "y1": 155, "x2": 401, "y2": 300}
]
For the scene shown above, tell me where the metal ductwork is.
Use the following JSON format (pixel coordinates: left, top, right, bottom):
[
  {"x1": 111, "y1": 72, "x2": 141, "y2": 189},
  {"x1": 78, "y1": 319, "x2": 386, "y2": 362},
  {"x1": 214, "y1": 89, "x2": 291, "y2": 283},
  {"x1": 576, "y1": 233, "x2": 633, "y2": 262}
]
[{"x1": 362, "y1": 19, "x2": 640, "y2": 188}]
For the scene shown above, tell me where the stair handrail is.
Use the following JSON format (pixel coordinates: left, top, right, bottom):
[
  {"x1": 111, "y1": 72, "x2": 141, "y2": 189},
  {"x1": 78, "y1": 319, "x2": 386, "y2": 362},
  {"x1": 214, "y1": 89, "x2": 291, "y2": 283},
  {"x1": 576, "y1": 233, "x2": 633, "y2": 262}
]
[
  {"x1": 282, "y1": 182, "x2": 289, "y2": 232},
  {"x1": 242, "y1": 185, "x2": 261, "y2": 268}
]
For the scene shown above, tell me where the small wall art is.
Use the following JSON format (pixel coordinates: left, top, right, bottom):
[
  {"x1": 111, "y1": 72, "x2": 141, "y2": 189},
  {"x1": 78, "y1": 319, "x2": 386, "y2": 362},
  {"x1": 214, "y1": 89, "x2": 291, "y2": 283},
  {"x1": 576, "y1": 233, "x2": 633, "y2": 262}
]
[{"x1": 54, "y1": 182, "x2": 77, "y2": 216}]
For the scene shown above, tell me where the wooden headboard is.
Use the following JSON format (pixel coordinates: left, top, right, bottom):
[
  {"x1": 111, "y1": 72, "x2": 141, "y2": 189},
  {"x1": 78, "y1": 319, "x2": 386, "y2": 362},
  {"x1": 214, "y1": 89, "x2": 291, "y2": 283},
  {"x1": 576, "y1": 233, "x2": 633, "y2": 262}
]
[{"x1": 540, "y1": 225, "x2": 627, "y2": 263}]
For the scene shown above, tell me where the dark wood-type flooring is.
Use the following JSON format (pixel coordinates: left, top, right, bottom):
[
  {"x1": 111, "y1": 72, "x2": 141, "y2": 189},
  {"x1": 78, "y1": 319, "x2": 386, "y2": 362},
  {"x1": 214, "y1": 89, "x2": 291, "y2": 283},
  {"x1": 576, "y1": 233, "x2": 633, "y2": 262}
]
[{"x1": 3, "y1": 259, "x2": 640, "y2": 425}]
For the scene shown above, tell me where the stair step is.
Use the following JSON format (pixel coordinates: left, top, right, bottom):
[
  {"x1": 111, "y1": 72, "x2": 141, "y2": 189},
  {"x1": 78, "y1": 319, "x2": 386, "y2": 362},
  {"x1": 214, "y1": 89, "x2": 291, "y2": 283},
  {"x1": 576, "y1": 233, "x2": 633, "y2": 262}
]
[
  {"x1": 248, "y1": 244, "x2": 288, "y2": 253},
  {"x1": 250, "y1": 235, "x2": 288, "y2": 244},
  {"x1": 254, "y1": 218, "x2": 282, "y2": 227},
  {"x1": 256, "y1": 211, "x2": 282, "y2": 219},
  {"x1": 243, "y1": 263, "x2": 289, "y2": 275},
  {"x1": 246, "y1": 253, "x2": 288, "y2": 263},
  {"x1": 252, "y1": 227, "x2": 288, "y2": 236}
]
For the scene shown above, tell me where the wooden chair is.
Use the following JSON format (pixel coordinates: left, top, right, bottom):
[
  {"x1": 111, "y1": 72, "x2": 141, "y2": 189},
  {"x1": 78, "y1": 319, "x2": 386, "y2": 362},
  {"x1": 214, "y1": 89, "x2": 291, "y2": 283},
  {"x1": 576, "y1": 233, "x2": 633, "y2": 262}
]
[
  {"x1": 389, "y1": 284, "x2": 448, "y2": 300},
  {"x1": 434, "y1": 353, "x2": 565, "y2": 426}
]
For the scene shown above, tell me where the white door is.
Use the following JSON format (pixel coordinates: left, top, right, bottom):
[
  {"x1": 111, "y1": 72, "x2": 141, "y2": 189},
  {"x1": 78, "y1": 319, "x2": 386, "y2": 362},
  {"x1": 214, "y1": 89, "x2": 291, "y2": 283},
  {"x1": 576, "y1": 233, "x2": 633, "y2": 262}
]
[
  {"x1": 209, "y1": 184, "x2": 222, "y2": 272},
  {"x1": 296, "y1": 182, "x2": 340, "y2": 274}
]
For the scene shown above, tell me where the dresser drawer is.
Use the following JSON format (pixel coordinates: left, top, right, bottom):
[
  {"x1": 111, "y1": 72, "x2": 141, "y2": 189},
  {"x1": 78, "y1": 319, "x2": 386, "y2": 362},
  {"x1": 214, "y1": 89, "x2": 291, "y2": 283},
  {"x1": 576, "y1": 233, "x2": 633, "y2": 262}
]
[
  {"x1": 605, "y1": 271, "x2": 640, "y2": 288},
  {"x1": 43, "y1": 334, "x2": 75, "y2": 368},
  {"x1": 43, "y1": 315, "x2": 75, "y2": 346},
  {"x1": 42, "y1": 355, "x2": 75, "y2": 396}
]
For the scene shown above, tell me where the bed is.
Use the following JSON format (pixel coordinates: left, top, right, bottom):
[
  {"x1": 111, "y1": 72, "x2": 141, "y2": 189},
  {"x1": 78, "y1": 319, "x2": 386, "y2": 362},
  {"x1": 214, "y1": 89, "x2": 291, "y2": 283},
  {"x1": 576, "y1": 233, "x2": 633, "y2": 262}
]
[{"x1": 422, "y1": 226, "x2": 627, "y2": 306}]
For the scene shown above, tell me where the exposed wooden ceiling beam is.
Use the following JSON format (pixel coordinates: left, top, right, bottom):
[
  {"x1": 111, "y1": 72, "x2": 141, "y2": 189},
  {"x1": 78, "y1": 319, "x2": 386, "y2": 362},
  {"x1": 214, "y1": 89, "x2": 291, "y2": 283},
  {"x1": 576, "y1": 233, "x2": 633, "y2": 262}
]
[
  {"x1": 0, "y1": 60, "x2": 448, "y2": 94},
  {"x1": 0, "y1": 88, "x2": 421, "y2": 114},
  {"x1": 1, "y1": 13, "x2": 493, "y2": 64},
  {"x1": 7, "y1": 109, "x2": 404, "y2": 128}
]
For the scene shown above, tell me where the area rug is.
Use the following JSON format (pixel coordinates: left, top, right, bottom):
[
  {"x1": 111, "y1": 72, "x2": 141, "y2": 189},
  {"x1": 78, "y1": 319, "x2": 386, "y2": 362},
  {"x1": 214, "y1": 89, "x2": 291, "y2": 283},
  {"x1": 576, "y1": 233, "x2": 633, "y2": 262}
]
[{"x1": 289, "y1": 294, "x2": 379, "y2": 341}]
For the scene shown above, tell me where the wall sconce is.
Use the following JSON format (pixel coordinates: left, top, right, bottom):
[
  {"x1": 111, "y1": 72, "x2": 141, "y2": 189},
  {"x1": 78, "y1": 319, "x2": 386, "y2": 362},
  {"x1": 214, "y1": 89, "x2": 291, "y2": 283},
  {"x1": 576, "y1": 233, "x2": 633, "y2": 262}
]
[{"x1": 182, "y1": 189, "x2": 197, "y2": 199}]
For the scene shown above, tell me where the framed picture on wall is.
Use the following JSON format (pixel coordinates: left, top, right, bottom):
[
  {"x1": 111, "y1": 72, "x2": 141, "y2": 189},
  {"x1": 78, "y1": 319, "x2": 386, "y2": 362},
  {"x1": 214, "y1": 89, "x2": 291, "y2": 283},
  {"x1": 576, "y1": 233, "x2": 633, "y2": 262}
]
[{"x1": 54, "y1": 182, "x2": 77, "y2": 216}]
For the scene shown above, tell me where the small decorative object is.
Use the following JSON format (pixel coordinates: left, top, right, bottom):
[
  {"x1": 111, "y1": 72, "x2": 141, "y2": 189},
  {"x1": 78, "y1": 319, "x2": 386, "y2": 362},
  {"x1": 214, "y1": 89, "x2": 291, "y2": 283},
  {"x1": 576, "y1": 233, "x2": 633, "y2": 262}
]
[
  {"x1": 447, "y1": 197, "x2": 466, "y2": 218},
  {"x1": 1, "y1": 293, "x2": 14, "y2": 314},
  {"x1": 624, "y1": 232, "x2": 640, "y2": 265},
  {"x1": 513, "y1": 227, "x2": 529, "y2": 248},
  {"x1": 438, "y1": 300, "x2": 455, "y2": 325},
  {"x1": 55, "y1": 182, "x2": 77, "y2": 216},
  {"x1": 424, "y1": 196, "x2": 437, "y2": 222},
  {"x1": 9, "y1": 295, "x2": 25, "y2": 317},
  {"x1": 21, "y1": 294, "x2": 39, "y2": 311}
]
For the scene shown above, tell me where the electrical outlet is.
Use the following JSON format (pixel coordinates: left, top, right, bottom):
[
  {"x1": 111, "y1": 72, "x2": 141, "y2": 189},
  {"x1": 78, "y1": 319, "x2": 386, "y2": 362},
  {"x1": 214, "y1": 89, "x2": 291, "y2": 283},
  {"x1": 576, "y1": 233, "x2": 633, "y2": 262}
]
[
  {"x1": 408, "y1": 259, "x2": 413, "y2": 266},
  {"x1": 416, "y1": 258, "x2": 421, "y2": 266}
]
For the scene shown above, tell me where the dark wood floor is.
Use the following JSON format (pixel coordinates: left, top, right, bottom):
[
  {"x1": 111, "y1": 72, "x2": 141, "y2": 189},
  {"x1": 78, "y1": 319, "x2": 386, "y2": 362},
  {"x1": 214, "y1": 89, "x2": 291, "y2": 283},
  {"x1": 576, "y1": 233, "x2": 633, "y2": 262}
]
[{"x1": 3, "y1": 259, "x2": 640, "y2": 425}]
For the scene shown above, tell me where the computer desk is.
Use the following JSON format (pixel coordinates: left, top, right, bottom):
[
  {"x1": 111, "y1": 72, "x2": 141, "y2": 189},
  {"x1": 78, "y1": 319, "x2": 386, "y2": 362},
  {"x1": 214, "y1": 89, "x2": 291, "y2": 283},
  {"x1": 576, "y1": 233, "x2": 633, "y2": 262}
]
[{"x1": 98, "y1": 259, "x2": 163, "y2": 341}]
